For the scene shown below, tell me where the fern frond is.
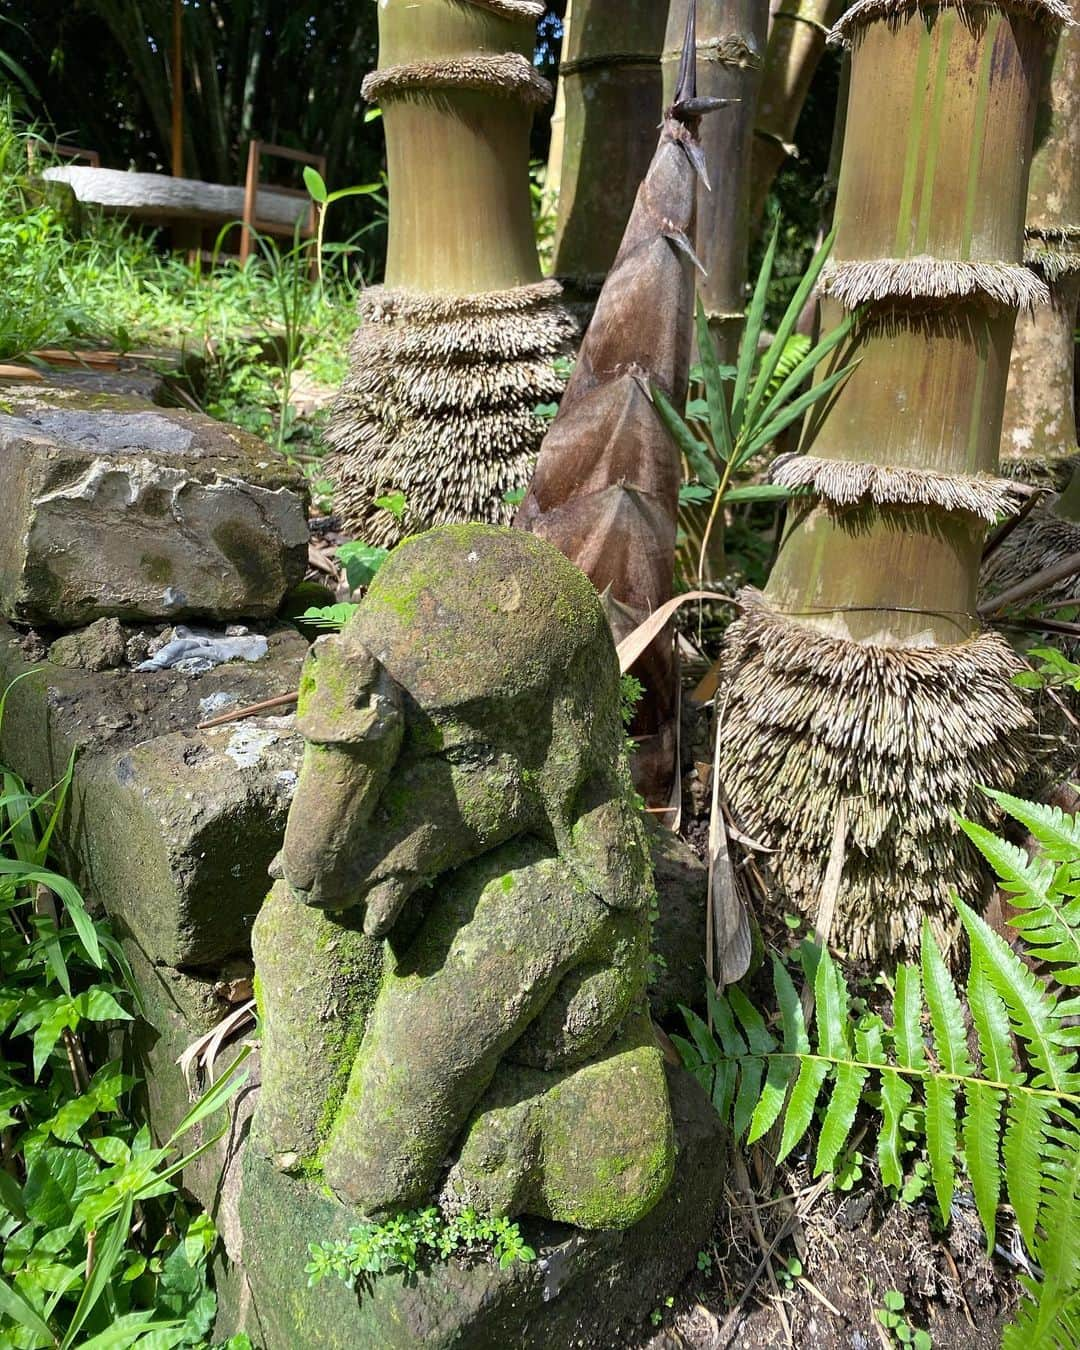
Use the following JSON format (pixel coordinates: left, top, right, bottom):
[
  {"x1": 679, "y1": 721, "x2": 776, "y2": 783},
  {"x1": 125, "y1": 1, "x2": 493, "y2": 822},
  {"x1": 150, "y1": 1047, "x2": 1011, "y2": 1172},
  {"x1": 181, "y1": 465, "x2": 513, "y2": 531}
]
[
  {"x1": 926, "y1": 1076, "x2": 958, "y2": 1221},
  {"x1": 1003, "y1": 1093, "x2": 1053, "y2": 1248},
  {"x1": 958, "y1": 900, "x2": 1078, "y2": 1096},
  {"x1": 982, "y1": 789, "x2": 1080, "y2": 864},
  {"x1": 747, "y1": 957, "x2": 805, "y2": 1143},
  {"x1": 963, "y1": 1081, "x2": 1003, "y2": 1250},
  {"x1": 815, "y1": 1061, "x2": 868, "y2": 1175},
  {"x1": 959, "y1": 816, "x2": 1057, "y2": 913},
  {"x1": 968, "y1": 962, "x2": 1023, "y2": 1088},
  {"x1": 878, "y1": 1069, "x2": 914, "y2": 1191},
  {"x1": 894, "y1": 963, "x2": 927, "y2": 1071},
  {"x1": 922, "y1": 921, "x2": 974, "y2": 1078},
  {"x1": 777, "y1": 1059, "x2": 829, "y2": 1164}
]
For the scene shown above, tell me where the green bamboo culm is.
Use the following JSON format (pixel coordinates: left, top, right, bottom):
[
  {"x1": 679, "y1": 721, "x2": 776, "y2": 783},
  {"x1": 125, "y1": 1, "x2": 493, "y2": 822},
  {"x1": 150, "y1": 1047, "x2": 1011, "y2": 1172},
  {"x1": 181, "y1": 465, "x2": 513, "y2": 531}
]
[
  {"x1": 718, "y1": 0, "x2": 1069, "y2": 961},
  {"x1": 327, "y1": 0, "x2": 576, "y2": 546},
  {"x1": 982, "y1": 9, "x2": 1080, "y2": 604},
  {"x1": 548, "y1": 0, "x2": 667, "y2": 314},
  {"x1": 662, "y1": 0, "x2": 768, "y2": 364}
]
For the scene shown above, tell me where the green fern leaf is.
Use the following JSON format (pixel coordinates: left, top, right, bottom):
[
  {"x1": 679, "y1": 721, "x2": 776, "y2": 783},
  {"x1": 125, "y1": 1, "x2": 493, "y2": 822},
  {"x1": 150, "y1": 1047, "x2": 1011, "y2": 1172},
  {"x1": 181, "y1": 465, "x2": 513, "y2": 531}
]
[
  {"x1": 1003, "y1": 1283, "x2": 1080, "y2": 1350},
  {"x1": 733, "y1": 1055, "x2": 765, "y2": 1142},
  {"x1": 958, "y1": 816, "x2": 1056, "y2": 911},
  {"x1": 706, "y1": 985, "x2": 749, "y2": 1058},
  {"x1": 894, "y1": 963, "x2": 927, "y2": 1070},
  {"x1": 981, "y1": 789, "x2": 1080, "y2": 864},
  {"x1": 925, "y1": 1076, "x2": 958, "y2": 1222},
  {"x1": 922, "y1": 920, "x2": 974, "y2": 1077},
  {"x1": 679, "y1": 1007, "x2": 723, "y2": 1066},
  {"x1": 712, "y1": 1060, "x2": 737, "y2": 1124},
  {"x1": 962, "y1": 1080, "x2": 1002, "y2": 1251},
  {"x1": 747, "y1": 957, "x2": 805, "y2": 1144},
  {"x1": 958, "y1": 899, "x2": 1077, "y2": 1095},
  {"x1": 967, "y1": 962, "x2": 1022, "y2": 1087},
  {"x1": 1003, "y1": 1092, "x2": 1052, "y2": 1248},
  {"x1": 777, "y1": 1058, "x2": 830, "y2": 1164},
  {"x1": 815, "y1": 947, "x2": 851, "y2": 1060},
  {"x1": 728, "y1": 987, "x2": 778, "y2": 1055},
  {"x1": 878, "y1": 1069, "x2": 914, "y2": 1190},
  {"x1": 815, "y1": 1061, "x2": 868, "y2": 1175}
]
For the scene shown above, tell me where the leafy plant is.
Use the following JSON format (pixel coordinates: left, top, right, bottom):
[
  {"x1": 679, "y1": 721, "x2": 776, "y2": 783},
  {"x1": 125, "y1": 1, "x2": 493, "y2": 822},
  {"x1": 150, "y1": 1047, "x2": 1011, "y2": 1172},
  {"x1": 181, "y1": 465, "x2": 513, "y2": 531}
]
[
  {"x1": 652, "y1": 223, "x2": 857, "y2": 585},
  {"x1": 0, "y1": 683, "x2": 250, "y2": 1348},
  {"x1": 876, "y1": 1289, "x2": 932, "y2": 1349},
  {"x1": 675, "y1": 787, "x2": 1080, "y2": 1347},
  {"x1": 305, "y1": 1206, "x2": 536, "y2": 1291},
  {"x1": 302, "y1": 167, "x2": 383, "y2": 285}
]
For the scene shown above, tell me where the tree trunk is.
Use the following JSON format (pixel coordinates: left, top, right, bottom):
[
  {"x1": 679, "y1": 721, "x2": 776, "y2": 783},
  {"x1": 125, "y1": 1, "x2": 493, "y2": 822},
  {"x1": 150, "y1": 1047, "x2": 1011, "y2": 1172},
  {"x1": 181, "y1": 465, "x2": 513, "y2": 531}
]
[
  {"x1": 717, "y1": 0, "x2": 1064, "y2": 961},
  {"x1": 548, "y1": 0, "x2": 667, "y2": 314},
  {"x1": 748, "y1": 0, "x2": 844, "y2": 225},
  {"x1": 662, "y1": 0, "x2": 769, "y2": 363},
  {"x1": 327, "y1": 0, "x2": 576, "y2": 546},
  {"x1": 982, "y1": 12, "x2": 1080, "y2": 603}
]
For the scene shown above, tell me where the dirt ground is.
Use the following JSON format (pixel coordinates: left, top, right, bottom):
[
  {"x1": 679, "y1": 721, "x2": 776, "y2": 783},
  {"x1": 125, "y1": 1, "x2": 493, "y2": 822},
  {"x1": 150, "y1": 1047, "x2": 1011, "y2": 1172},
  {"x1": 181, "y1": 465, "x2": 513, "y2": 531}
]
[{"x1": 640, "y1": 1166, "x2": 1021, "y2": 1349}]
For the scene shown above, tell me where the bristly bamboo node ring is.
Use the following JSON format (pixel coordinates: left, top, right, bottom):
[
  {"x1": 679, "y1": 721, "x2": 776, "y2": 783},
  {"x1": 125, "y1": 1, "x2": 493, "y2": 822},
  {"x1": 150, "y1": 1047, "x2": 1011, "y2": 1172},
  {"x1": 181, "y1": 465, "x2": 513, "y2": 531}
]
[
  {"x1": 818, "y1": 257, "x2": 1050, "y2": 310},
  {"x1": 362, "y1": 55, "x2": 553, "y2": 108},
  {"x1": 466, "y1": 0, "x2": 546, "y2": 19},
  {"x1": 829, "y1": 0, "x2": 1074, "y2": 46},
  {"x1": 771, "y1": 453, "x2": 1030, "y2": 522}
]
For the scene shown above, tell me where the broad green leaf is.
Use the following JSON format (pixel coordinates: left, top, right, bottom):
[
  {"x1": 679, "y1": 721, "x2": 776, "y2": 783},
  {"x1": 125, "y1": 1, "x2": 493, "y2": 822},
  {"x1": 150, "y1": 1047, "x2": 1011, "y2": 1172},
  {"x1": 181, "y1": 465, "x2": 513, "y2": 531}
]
[
  {"x1": 925, "y1": 1076, "x2": 957, "y2": 1222},
  {"x1": 303, "y1": 165, "x2": 328, "y2": 202},
  {"x1": 963, "y1": 1080, "x2": 1002, "y2": 1252},
  {"x1": 814, "y1": 1061, "x2": 867, "y2": 1175},
  {"x1": 777, "y1": 1058, "x2": 829, "y2": 1164},
  {"x1": 0, "y1": 1272, "x2": 54, "y2": 1346}
]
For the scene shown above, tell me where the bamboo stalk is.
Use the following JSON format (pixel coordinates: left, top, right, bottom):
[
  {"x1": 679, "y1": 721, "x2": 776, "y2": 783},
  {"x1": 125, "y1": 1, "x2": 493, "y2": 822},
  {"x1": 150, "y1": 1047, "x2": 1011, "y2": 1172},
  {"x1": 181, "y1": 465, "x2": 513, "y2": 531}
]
[
  {"x1": 981, "y1": 12, "x2": 1080, "y2": 601},
  {"x1": 663, "y1": 0, "x2": 770, "y2": 362},
  {"x1": 327, "y1": 0, "x2": 575, "y2": 544},
  {"x1": 548, "y1": 0, "x2": 667, "y2": 311},
  {"x1": 717, "y1": 0, "x2": 1061, "y2": 961},
  {"x1": 748, "y1": 0, "x2": 845, "y2": 225}
]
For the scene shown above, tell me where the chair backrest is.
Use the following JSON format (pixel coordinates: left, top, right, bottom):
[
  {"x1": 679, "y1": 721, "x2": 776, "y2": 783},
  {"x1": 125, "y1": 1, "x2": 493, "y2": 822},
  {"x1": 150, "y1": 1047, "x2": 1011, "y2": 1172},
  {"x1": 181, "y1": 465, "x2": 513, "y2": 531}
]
[
  {"x1": 51, "y1": 145, "x2": 102, "y2": 168},
  {"x1": 239, "y1": 139, "x2": 326, "y2": 263}
]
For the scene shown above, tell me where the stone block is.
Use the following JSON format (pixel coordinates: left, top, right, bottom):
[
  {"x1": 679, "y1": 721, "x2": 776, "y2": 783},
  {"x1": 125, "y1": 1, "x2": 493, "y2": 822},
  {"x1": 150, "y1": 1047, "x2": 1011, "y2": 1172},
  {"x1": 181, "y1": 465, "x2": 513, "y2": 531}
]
[
  {"x1": 0, "y1": 385, "x2": 308, "y2": 626},
  {"x1": 229, "y1": 1065, "x2": 726, "y2": 1350},
  {"x1": 0, "y1": 621, "x2": 305, "y2": 967},
  {"x1": 647, "y1": 819, "x2": 708, "y2": 1021}
]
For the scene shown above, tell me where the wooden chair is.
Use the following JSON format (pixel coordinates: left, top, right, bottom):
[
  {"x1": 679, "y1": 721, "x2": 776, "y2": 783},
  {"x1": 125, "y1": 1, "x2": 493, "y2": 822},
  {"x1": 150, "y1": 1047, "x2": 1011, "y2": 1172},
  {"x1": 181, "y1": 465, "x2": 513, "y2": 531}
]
[
  {"x1": 239, "y1": 140, "x2": 325, "y2": 264},
  {"x1": 52, "y1": 145, "x2": 102, "y2": 167}
]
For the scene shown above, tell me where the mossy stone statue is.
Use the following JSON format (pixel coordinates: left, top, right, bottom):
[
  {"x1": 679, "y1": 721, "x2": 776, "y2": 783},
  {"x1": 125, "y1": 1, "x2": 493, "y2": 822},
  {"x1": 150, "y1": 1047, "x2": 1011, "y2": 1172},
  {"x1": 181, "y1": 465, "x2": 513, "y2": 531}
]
[{"x1": 252, "y1": 524, "x2": 674, "y2": 1230}]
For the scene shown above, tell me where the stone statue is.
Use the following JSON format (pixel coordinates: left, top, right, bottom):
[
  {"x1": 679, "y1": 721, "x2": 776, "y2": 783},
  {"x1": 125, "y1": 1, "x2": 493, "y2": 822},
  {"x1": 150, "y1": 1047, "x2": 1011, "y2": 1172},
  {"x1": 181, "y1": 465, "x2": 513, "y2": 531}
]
[{"x1": 251, "y1": 524, "x2": 674, "y2": 1229}]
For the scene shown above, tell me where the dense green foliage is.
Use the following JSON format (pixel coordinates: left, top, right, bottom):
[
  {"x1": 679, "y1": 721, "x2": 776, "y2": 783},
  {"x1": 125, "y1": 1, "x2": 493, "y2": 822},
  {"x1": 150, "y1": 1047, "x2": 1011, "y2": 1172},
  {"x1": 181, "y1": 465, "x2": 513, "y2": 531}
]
[
  {"x1": 0, "y1": 681, "x2": 251, "y2": 1348},
  {"x1": 306, "y1": 1206, "x2": 536, "y2": 1290},
  {"x1": 676, "y1": 790, "x2": 1080, "y2": 1347}
]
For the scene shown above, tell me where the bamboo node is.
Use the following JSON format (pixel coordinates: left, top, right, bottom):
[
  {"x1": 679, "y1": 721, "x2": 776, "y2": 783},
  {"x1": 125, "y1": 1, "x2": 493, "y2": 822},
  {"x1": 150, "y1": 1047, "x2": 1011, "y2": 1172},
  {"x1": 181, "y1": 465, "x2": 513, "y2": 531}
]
[
  {"x1": 818, "y1": 257, "x2": 1050, "y2": 309},
  {"x1": 829, "y1": 0, "x2": 1074, "y2": 45},
  {"x1": 362, "y1": 55, "x2": 552, "y2": 108},
  {"x1": 717, "y1": 588, "x2": 1039, "y2": 960},
  {"x1": 771, "y1": 454, "x2": 1028, "y2": 522},
  {"x1": 466, "y1": 0, "x2": 546, "y2": 19}
]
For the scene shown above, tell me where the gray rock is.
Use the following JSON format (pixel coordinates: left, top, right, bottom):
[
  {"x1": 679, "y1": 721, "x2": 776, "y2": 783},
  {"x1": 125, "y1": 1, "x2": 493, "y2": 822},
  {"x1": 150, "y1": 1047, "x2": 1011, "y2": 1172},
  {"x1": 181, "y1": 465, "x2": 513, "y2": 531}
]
[
  {"x1": 647, "y1": 819, "x2": 709, "y2": 1021},
  {"x1": 0, "y1": 385, "x2": 309, "y2": 627},
  {"x1": 0, "y1": 620, "x2": 306, "y2": 966},
  {"x1": 49, "y1": 617, "x2": 127, "y2": 671}
]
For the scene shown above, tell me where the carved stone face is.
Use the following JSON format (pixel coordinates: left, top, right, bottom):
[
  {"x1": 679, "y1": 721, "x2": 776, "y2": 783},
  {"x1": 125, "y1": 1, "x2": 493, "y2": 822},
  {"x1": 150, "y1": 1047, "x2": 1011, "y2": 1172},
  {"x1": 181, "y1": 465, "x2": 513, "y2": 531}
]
[{"x1": 280, "y1": 526, "x2": 641, "y2": 935}]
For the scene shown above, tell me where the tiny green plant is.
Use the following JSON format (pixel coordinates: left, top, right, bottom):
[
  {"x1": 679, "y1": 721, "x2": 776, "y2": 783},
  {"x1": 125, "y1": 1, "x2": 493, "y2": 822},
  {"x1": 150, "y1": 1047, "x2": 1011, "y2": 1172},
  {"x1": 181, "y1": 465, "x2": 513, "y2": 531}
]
[
  {"x1": 336, "y1": 540, "x2": 390, "y2": 591},
  {"x1": 303, "y1": 166, "x2": 383, "y2": 285},
  {"x1": 306, "y1": 1206, "x2": 536, "y2": 1292},
  {"x1": 651, "y1": 223, "x2": 858, "y2": 587},
  {"x1": 875, "y1": 1289, "x2": 932, "y2": 1349}
]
